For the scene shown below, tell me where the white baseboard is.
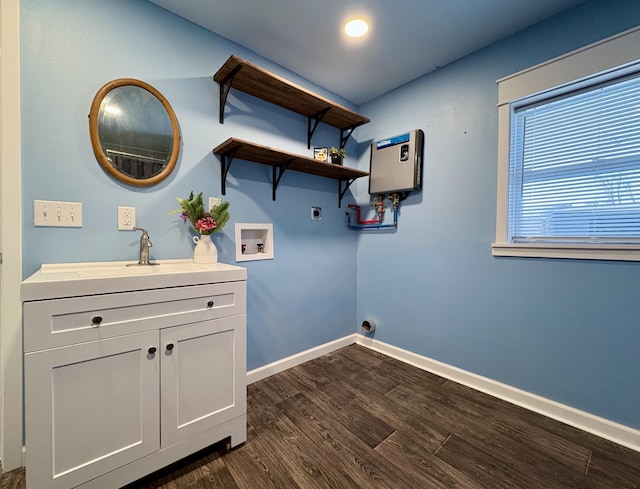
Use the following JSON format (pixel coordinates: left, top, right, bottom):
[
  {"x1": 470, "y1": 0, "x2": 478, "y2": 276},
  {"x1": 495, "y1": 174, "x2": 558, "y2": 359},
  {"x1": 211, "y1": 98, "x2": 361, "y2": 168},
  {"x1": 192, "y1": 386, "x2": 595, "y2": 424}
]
[
  {"x1": 246, "y1": 333, "x2": 357, "y2": 384},
  {"x1": 356, "y1": 334, "x2": 640, "y2": 453}
]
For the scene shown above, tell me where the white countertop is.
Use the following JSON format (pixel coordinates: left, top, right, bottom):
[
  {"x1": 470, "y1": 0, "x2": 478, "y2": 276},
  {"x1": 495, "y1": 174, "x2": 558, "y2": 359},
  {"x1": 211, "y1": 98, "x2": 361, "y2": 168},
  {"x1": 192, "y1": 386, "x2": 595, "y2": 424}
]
[{"x1": 21, "y1": 259, "x2": 247, "y2": 301}]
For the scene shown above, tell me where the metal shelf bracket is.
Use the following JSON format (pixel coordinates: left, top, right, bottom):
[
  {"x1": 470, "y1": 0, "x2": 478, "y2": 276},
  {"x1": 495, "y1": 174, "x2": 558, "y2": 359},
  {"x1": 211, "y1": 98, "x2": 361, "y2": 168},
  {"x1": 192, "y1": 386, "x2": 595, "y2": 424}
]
[
  {"x1": 218, "y1": 65, "x2": 243, "y2": 124},
  {"x1": 307, "y1": 107, "x2": 332, "y2": 148},
  {"x1": 338, "y1": 177, "x2": 357, "y2": 208},
  {"x1": 272, "y1": 159, "x2": 294, "y2": 201},
  {"x1": 339, "y1": 122, "x2": 367, "y2": 149},
  {"x1": 220, "y1": 146, "x2": 239, "y2": 195}
]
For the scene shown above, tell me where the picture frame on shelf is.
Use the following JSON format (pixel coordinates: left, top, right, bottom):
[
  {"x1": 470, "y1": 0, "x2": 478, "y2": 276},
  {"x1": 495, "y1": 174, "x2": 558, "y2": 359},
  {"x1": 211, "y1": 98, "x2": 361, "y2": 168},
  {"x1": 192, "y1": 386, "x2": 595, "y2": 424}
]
[{"x1": 314, "y1": 147, "x2": 328, "y2": 162}]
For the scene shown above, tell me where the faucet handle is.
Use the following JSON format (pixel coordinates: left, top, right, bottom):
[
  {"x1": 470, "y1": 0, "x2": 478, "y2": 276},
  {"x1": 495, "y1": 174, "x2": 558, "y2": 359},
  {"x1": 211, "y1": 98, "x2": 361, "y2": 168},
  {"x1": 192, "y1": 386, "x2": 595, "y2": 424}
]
[
  {"x1": 134, "y1": 227, "x2": 152, "y2": 247},
  {"x1": 126, "y1": 227, "x2": 156, "y2": 267}
]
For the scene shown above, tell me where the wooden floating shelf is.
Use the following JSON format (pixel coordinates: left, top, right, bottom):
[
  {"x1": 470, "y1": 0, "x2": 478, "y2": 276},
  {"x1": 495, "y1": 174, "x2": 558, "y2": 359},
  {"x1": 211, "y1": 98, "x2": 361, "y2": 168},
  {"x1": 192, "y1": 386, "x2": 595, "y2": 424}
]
[
  {"x1": 212, "y1": 138, "x2": 369, "y2": 207},
  {"x1": 214, "y1": 55, "x2": 370, "y2": 148}
]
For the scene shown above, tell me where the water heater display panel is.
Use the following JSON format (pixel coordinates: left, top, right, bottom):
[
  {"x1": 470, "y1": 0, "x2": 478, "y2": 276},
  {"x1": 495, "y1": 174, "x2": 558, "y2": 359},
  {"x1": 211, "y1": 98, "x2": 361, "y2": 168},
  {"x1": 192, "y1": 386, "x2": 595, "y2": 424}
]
[{"x1": 369, "y1": 129, "x2": 424, "y2": 194}]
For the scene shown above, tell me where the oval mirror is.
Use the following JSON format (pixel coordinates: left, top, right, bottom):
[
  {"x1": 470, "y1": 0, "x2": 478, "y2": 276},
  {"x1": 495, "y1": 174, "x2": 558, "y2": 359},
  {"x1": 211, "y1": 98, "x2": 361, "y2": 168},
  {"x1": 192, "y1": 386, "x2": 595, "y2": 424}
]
[{"x1": 89, "y1": 78, "x2": 180, "y2": 186}]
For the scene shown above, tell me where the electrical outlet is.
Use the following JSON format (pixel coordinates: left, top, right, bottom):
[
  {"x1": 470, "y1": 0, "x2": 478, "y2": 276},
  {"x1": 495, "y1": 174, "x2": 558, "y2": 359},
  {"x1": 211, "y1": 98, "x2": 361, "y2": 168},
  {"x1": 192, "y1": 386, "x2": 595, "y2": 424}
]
[
  {"x1": 209, "y1": 197, "x2": 222, "y2": 211},
  {"x1": 118, "y1": 206, "x2": 136, "y2": 230},
  {"x1": 34, "y1": 200, "x2": 83, "y2": 227},
  {"x1": 311, "y1": 206, "x2": 322, "y2": 220}
]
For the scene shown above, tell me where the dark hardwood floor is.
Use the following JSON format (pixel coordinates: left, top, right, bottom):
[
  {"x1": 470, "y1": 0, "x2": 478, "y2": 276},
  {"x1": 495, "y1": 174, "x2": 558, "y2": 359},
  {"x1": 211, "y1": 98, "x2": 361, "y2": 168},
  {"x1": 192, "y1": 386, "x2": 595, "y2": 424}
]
[{"x1": 3, "y1": 344, "x2": 640, "y2": 488}]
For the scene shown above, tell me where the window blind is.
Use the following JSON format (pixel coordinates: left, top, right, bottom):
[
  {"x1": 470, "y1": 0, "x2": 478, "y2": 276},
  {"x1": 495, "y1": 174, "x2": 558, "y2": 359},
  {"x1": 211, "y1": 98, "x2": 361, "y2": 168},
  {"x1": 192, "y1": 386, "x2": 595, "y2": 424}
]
[{"x1": 508, "y1": 73, "x2": 640, "y2": 244}]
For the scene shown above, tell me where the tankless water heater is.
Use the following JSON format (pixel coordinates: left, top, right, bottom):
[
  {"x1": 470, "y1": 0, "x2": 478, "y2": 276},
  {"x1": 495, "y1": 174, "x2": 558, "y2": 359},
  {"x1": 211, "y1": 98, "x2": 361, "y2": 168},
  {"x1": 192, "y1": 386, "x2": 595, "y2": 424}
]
[{"x1": 369, "y1": 129, "x2": 424, "y2": 195}]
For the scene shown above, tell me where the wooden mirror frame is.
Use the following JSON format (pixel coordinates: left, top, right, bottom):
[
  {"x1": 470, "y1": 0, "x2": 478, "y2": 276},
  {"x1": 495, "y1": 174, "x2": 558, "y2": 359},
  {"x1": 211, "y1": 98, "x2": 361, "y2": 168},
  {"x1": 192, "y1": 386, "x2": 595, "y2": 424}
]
[{"x1": 89, "y1": 78, "x2": 180, "y2": 186}]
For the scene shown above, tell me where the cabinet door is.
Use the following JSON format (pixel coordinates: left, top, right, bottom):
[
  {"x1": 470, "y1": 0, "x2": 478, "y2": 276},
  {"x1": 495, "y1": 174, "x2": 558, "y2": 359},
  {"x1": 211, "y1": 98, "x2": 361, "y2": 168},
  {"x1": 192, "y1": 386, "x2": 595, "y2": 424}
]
[
  {"x1": 160, "y1": 314, "x2": 246, "y2": 448},
  {"x1": 24, "y1": 331, "x2": 160, "y2": 489}
]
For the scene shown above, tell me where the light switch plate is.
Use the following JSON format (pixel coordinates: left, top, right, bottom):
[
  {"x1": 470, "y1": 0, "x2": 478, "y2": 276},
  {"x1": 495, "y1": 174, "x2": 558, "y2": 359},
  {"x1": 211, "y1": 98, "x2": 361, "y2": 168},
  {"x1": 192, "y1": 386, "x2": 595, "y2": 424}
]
[{"x1": 34, "y1": 200, "x2": 83, "y2": 227}]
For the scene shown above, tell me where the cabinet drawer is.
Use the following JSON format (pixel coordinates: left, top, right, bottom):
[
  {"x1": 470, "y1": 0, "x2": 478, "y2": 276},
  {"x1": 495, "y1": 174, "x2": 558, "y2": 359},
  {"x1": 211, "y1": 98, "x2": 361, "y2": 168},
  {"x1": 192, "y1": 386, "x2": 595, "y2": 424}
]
[{"x1": 24, "y1": 281, "x2": 246, "y2": 352}]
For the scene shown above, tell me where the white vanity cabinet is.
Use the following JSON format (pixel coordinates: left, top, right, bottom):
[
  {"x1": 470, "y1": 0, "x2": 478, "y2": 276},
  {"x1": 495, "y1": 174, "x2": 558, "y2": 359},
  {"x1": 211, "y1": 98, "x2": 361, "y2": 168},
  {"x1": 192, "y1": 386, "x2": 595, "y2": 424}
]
[{"x1": 21, "y1": 261, "x2": 247, "y2": 489}]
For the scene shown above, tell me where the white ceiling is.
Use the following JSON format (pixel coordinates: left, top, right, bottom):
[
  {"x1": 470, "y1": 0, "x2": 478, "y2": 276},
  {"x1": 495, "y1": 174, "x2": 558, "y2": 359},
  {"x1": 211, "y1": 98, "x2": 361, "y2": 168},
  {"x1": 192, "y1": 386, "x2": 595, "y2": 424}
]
[{"x1": 149, "y1": 0, "x2": 586, "y2": 105}]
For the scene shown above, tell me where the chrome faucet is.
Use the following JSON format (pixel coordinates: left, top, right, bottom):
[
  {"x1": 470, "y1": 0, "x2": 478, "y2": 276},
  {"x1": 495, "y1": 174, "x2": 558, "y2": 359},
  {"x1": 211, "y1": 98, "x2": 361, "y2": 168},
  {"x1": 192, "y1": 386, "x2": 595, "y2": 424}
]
[{"x1": 133, "y1": 227, "x2": 154, "y2": 265}]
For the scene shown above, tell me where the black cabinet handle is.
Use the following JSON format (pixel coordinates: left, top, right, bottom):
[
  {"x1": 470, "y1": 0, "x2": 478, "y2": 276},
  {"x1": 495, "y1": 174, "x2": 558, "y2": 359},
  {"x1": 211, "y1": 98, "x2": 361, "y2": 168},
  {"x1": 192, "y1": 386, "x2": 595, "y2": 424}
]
[
  {"x1": 148, "y1": 347, "x2": 157, "y2": 355},
  {"x1": 207, "y1": 300, "x2": 214, "y2": 308},
  {"x1": 91, "y1": 316, "x2": 103, "y2": 326},
  {"x1": 166, "y1": 343, "x2": 174, "y2": 351}
]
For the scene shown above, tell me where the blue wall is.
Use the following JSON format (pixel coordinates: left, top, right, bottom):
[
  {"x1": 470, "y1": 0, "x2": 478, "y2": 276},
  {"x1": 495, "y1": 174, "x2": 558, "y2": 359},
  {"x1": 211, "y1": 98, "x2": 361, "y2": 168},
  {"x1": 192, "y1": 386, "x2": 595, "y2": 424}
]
[
  {"x1": 21, "y1": 0, "x2": 640, "y2": 430},
  {"x1": 356, "y1": 0, "x2": 640, "y2": 429},
  {"x1": 21, "y1": 0, "x2": 358, "y2": 370}
]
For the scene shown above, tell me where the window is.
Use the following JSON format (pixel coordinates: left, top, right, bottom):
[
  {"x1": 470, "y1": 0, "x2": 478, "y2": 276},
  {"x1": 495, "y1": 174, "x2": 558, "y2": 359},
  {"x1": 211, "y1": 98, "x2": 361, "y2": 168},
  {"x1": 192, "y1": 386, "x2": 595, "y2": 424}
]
[
  {"x1": 509, "y1": 74, "x2": 640, "y2": 243},
  {"x1": 493, "y1": 26, "x2": 640, "y2": 261}
]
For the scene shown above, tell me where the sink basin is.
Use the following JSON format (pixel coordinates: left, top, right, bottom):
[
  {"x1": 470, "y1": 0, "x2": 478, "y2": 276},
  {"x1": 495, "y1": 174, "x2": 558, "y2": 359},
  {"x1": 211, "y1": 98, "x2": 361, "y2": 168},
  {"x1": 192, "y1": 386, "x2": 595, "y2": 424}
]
[
  {"x1": 22, "y1": 259, "x2": 247, "y2": 302},
  {"x1": 37, "y1": 259, "x2": 204, "y2": 277},
  {"x1": 78, "y1": 262, "x2": 202, "y2": 277}
]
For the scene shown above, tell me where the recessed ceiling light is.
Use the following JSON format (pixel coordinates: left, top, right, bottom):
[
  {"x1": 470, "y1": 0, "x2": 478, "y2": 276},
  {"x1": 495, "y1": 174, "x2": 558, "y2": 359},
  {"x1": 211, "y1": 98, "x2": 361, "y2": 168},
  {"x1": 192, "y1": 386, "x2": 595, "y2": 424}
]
[{"x1": 345, "y1": 19, "x2": 368, "y2": 38}]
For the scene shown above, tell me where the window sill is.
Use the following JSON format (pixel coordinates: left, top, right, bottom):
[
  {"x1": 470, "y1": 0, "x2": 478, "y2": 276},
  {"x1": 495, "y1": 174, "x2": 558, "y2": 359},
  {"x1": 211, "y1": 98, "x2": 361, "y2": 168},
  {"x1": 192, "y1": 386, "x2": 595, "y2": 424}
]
[{"x1": 491, "y1": 243, "x2": 640, "y2": 262}]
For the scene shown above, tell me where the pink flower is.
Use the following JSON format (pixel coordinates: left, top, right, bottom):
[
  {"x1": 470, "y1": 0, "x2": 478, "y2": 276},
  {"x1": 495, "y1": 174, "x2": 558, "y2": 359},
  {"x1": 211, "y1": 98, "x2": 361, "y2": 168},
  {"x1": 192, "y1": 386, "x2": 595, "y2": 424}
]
[{"x1": 195, "y1": 216, "x2": 217, "y2": 234}]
